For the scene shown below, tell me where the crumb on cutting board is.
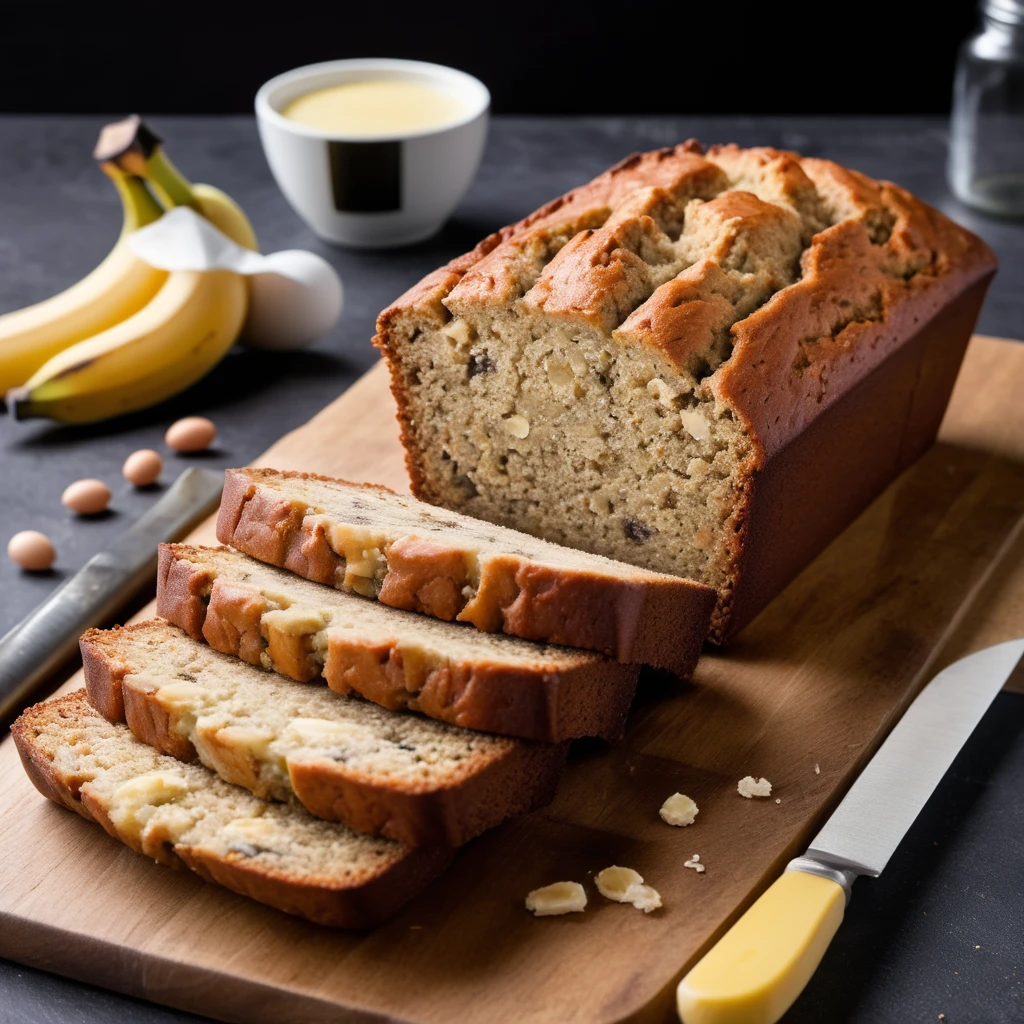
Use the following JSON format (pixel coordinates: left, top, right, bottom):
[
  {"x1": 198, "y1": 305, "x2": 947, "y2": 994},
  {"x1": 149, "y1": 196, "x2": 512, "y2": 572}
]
[
  {"x1": 660, "y1": 792, "x2": 698, "y2": 826},
  {"x1": 623, "y1": 882, "x2": 662, "y2": 913},
  {"x1": 738, "y1": 776, "x2": 773, "y2": 798},
  {"x1": 594, "y1": 866, "x2": 662, "y2": 913},
  {"x1": 525, "y1": 881, "x2": 587, "y2": 916}
]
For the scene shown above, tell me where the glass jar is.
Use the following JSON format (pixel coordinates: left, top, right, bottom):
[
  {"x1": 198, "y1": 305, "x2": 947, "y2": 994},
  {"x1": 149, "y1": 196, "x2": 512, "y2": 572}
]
[{"x1": 948, "y1": 0, "x2": 1024, "y2": 217}]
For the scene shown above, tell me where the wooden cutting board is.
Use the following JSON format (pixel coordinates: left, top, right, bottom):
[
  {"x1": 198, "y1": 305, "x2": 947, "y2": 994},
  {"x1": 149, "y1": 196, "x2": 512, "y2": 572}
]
[{"x1": 2, "y1": 334, "x2": 1023, "y2": 1024}]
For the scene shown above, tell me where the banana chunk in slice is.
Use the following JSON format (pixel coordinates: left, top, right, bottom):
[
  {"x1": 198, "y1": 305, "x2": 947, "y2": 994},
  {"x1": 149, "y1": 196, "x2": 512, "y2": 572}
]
[
  {"x1": 524, "y1": 881, "x2": 587, "y2": 917},
  {"x1": 595, "y1": 866, "x2": 662, "y2": 913}
]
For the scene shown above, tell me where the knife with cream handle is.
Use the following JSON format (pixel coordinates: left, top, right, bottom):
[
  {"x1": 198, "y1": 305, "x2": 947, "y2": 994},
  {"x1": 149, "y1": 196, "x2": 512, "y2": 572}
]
[{"x1": 677, "y1": 637, "x2": 1024, "y2": 1024}]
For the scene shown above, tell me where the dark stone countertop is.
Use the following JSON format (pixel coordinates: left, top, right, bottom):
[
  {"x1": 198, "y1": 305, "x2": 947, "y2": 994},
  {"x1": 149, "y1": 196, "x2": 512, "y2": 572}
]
[{"x1": 0, "y1": 115, "x2": 1021, "y2": 1024}]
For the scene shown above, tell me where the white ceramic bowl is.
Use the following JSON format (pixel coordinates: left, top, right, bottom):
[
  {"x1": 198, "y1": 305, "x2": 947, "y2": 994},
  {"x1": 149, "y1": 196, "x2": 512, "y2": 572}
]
[{"x1": 255, "y1": 59, "x2": 490, "y2": 248}]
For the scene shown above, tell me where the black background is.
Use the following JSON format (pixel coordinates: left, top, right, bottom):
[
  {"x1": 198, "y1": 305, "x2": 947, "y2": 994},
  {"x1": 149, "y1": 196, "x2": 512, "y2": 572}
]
[{"x1": 0, "y1": 1, "x2": 981, "y2": 116}]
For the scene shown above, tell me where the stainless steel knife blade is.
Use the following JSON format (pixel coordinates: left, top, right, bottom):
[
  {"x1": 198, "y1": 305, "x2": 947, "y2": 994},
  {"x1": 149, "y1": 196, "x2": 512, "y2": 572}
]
[
  {"x1": 800, "y1": 637, "x2": 1024, "y2": 882},
  {"x1": 0, "y1": 467, "x2": 223, "y2": 720}
]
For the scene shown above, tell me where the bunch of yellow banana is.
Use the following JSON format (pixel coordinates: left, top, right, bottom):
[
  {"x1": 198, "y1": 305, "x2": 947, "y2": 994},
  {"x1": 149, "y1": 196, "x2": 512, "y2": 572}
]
[{"x1": 3, "y1": 116, "x2": 257, "y2": 424}]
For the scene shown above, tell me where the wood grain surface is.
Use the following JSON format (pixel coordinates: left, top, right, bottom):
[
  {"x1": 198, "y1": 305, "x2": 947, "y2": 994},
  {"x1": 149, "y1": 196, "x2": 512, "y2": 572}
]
[{"x1": 1, "y1": 335, "x2": 1023, "y2": 1024}]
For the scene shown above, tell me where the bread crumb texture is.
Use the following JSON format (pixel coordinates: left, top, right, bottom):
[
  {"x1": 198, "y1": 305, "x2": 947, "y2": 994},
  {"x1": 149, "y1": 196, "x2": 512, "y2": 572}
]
[
  {"x1": 684, "y1": 854, "x2": 706, "y2": 873},
  {"x1": 738, "y1": 775, "x2": 772, "y2": 798},
  {"x1": 660, "y1": 791, "x2": 699, "y2": 826},
  {"x1": 375, "y1": 141, "x2": 995, "y2": 639},
  {"x1": 525, "y1": 881, "x2": 587, "y2": 916},
  {"x1": 595, "y1": 865, "x2": 662, "y2": 913}
]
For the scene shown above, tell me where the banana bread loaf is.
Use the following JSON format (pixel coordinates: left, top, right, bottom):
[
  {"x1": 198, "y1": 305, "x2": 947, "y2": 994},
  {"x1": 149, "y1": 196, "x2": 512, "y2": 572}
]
[
  {"x1": 82, "y1": 619, "x2": 568, "y2": 846},
  {"x1": 374, "y1": 141, "x2": 997, "y2": 642},
  {"x1": 12, "y1": 691, "x2": 448, "y2": 928},
  {"x1": 215, "y1": 467, "x2": 715, "y2": 675},
  {"x1": 158, "y1": 543, "x2": 638, "y2": 743}
]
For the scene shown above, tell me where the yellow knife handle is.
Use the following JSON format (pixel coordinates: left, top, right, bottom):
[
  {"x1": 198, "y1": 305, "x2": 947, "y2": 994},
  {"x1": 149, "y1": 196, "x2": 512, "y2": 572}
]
[{"x1": 677, "y1": 866, "x2": 850, "y2": 1024}]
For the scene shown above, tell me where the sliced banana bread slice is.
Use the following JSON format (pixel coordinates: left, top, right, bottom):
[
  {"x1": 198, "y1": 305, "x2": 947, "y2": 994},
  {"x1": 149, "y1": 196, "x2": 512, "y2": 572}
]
[
  {"x1": 157, "y1": 543, "x2": 638, "y2": 743},
  {"x1": 215, "y1": 466, "x2": 715, "y2": 677},
  {"x1": 12, "y1": 691, "x2": 448, "y2": 928},
  {"x1": 82, "y1": 619, "x2": 567, "y2": 846}
]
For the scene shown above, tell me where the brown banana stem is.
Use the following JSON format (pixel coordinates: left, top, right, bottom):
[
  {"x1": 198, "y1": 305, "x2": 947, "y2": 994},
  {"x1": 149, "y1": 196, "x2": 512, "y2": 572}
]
[{"x1": 93, "y1": 115, "x2": 163, "y2": 171}]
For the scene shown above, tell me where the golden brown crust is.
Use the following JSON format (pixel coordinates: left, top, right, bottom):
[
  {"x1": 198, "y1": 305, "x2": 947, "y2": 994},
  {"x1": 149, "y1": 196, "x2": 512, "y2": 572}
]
[
  {"x1": 216, "y1": 472, "x2": 340, "y2": 587},
  {"x1": 11, "y1": 692, "x2": 449, "y2": 928},
  {"x1": 156, "y1": 544, "x2": 210, "y2": 640},
  {"x1": 721, "y1": 273, "x2": 992, "y2": 638},
  {"x1": 119, "y1": 677, "x2": 197, "y2": 764},
  {"x1": 462, "y1": 555, "x2": 711, "y2": 681},
  {"x1": 82, "y1": 615, "x2": 571, "y2": 844},
  {"x1": 709, "y1": 179, "x2": 996, "y2": 459},
  {"x1": 477, "y1": 147, "x2": 996, "y2": 449},
  {"x1": 379, "y1": 537, "x2": 713, "y2": 680},
  {"x1": 171, "y1": 839, "x2": 448, "y2": 930},
  {"x1": 375, "y1": 143, "x2": 720, "y2": 328},
  {"x1": 615, "y1": 258, "x2": 743, "y2": 373},
  {"x1": 285, "y1": 738, "x2": 565, "y2": 850},
  {"x1": 444, "y1": 145, "x2": 728, "y2": 313},
  {"x1": 205, "y1": 577, "x2": 280, "y2": 672},
  {"x1": 216, "y1": 467, "x2": 715, "y2": 677},
  {"x1": 320, "y1": 630, "x2": 635, "y2": 740},
  {"x1": 377, "y1": 535, "x2": 470, "y2": 620},
  {"x1": 79, "y1": 636, "x2": 127, "y2": 723}
]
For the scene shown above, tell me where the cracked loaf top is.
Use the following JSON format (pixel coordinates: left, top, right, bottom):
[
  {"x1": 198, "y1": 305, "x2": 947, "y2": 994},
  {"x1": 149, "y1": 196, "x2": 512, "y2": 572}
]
[{"x1": 376, "y1": 141, "x2": 995, "y2": 461}]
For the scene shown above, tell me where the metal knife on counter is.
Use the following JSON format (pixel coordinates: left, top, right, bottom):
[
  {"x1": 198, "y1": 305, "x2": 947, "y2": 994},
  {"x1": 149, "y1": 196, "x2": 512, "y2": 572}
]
[
  {"x1": 677, "y1": 636, "x2": 1024, "y2": 1024},
  {"x1": 0, "y1": 467, "x2": 223, "y2": 721}
]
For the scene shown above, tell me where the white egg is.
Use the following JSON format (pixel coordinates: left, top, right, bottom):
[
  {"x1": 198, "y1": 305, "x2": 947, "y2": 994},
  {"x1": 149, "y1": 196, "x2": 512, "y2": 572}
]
[{"x1": 239, "y1": 250, "x2": 343, "y2": 351}]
